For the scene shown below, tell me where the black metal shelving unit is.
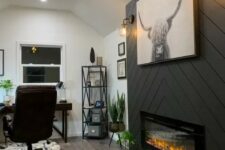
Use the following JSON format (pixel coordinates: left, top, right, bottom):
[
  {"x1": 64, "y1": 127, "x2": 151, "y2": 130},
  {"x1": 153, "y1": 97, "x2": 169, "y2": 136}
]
[{"x1": 81, "y1": 65, "x2": 108, "y2": 139}]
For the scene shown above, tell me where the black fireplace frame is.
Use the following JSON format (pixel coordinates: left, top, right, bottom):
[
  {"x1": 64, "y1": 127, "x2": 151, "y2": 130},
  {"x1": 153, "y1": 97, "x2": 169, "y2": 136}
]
[{"x1": 140, "y1": 111, "x2": 205, "y2": 150}]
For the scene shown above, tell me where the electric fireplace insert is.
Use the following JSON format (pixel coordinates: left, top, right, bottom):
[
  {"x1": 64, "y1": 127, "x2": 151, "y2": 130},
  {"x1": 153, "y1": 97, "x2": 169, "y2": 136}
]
[{"x1": 141, "y1": 111, "x2": 205, "y2": 150}]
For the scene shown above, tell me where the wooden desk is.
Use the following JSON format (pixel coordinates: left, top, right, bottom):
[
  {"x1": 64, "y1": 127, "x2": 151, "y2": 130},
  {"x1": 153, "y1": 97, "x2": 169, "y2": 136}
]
[
  {"x1": 0, "y1": 103, "x2": 72, "y2": 143},
  {"x1": 53, "y1": 103, "x2": 72, "y2": 143}
]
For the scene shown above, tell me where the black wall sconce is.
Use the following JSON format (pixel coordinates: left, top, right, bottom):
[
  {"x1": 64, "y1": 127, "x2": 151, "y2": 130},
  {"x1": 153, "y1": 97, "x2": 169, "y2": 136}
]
[{"x1": 120, "y1": 15, "x2": 135, "y2": 36}]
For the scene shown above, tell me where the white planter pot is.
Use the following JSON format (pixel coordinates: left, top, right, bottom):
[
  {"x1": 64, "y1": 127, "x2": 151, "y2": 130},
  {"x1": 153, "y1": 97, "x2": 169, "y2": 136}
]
[{"x1": 4, "y1": 95, "x2": 13, "y2": 106}]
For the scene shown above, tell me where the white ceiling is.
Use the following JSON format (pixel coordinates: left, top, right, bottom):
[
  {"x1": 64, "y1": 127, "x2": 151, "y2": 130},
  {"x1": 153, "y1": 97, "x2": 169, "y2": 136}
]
[{"x1": 0, "y1": 0, "x2": 130, "y2": 36}]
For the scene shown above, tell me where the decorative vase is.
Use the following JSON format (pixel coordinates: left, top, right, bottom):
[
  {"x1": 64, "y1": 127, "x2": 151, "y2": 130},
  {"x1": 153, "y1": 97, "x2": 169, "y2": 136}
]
[
  {"x1": 96, "y1": 57, "x2": 103, "y2": 65},
  {"x1": 90, "y1": 47, "x2": 95, "y2": 64}
]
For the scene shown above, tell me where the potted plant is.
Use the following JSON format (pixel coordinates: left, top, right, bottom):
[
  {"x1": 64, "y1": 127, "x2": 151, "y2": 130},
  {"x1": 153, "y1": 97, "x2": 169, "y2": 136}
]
[
  {"x1": 117, "y1": 131, "x2": 135, "y2": 149},
  {"x1": 109, "y1": 99, "x2": 119, "y2": 132},
  {"x1": 117, "y1": 91, "x2": 125, "y2": 131},
  {"x1": 0, "y1": 80, "x2": 13, "y2": 106}
]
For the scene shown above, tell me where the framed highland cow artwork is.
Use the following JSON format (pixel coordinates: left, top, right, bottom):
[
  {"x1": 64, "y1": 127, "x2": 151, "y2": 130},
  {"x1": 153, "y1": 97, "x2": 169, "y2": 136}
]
[{"x1": 136, "y1": 0, "x2": 198, "y2": 65}]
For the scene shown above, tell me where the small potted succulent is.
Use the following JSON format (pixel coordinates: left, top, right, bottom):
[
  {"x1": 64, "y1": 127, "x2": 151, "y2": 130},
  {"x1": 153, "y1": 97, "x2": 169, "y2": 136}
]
[
  {"x1": 0, "y1": 80, "x2": 14, "y2": 106},
  {"x1": 117, "y1": 91, "x2": 125, "y2": 132},
  {"x1": 109, "y1": 99, "x2": 119, "y2": 132}
]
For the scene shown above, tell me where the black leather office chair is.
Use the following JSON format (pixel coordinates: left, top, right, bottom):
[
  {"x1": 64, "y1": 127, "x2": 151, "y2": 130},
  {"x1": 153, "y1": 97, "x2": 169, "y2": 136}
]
[{"x1": 3, "y1": 86, "x2": 57, "y2": 150}]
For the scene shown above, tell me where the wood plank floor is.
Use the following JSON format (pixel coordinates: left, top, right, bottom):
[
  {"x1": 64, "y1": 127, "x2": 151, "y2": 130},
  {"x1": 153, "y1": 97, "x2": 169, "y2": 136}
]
[{"x1": 55, "y1": 137, "x2": 121, "y2": 150}]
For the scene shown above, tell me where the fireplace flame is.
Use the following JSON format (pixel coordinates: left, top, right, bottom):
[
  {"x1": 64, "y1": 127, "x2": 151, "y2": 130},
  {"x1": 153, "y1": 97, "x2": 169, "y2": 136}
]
[{"x1": 146, "y1": 138, "x2": 185, "y2": 150}]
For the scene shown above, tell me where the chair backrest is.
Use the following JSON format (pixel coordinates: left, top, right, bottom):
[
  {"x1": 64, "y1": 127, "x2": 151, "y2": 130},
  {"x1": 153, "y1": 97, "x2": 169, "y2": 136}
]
[{"x1": 11, "y1": 85, "x2": 57, "y2": 143}]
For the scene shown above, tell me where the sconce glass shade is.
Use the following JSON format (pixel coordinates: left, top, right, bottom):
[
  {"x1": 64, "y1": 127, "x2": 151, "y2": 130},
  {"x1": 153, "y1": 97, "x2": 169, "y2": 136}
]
[
  {"x1": 119, "y1": 15, "x2": 135, "y2": 36},
  {"x1": 120, "y1": 24, "x2": 126, "y2": 36}
]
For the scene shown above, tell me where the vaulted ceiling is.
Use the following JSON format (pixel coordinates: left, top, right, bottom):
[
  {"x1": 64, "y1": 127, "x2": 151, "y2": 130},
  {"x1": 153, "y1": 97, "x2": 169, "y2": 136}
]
[{"x1": 0, "y1": 0, "x2": 130, "y2": 36}]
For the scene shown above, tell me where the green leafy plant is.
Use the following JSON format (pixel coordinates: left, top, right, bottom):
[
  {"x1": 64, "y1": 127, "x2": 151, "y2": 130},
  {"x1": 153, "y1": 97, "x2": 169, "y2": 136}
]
[
  {"x1": 0, "y1": 80, "x2": 13, "y2": 96},
  {"x1": 117, "y1": 131, "x2": 135, "y2": 149},
  {"x1": 117, "y1": 91, "x2": 125, "y2": 123},
  {"x1": 109, "y1": 99, "x2": 118, "y2": 123}
]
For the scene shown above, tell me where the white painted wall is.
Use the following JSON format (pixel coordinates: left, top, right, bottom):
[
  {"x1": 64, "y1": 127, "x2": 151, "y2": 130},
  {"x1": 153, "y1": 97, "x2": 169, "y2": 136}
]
[
  {"x1": 0, "y1": 0, "x2": 9, "y2": 10},
  {"x1": 104, "y1": 29, "x2": 128, "y2": 130},
  {"x1": 0, "y1": 0, "x2": 130, "y2": 36},
  {"x1": 0, "y1": 6, "x2": 104, "y2": 137}
]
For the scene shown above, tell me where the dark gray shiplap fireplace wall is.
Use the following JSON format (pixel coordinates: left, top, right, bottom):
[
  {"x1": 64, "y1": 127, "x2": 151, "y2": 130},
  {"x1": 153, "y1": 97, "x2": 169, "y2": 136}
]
[{"x1": 126, "y1": 0, "x2": 225, "y2": 149}]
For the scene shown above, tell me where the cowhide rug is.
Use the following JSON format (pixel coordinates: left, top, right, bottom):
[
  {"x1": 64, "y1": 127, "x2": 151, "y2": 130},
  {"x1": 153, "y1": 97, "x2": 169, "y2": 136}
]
[{"x1": 0, "y1": 140, "x2": 60, "y2": 150}]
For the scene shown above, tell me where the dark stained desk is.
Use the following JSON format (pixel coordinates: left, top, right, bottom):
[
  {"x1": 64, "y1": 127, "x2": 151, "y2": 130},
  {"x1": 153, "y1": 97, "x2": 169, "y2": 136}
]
[{"x1": 0, "y1": 103, "x2": 72, "y2": 143}]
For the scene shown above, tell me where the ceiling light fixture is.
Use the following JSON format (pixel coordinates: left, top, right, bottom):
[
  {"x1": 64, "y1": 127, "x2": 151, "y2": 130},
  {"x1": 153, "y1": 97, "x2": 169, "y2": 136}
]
[
  {"x1": 119, "y1": 15, "x2": 135, "y2": 36},
  {"x1": 40, "y1": 0, "x2": 47, "y2": 2}
]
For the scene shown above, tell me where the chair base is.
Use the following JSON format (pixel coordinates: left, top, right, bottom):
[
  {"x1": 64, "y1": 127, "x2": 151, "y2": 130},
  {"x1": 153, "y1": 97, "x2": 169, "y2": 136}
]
[{"x1": 27, "y1": 143, "x2": 32, "y2": 150}]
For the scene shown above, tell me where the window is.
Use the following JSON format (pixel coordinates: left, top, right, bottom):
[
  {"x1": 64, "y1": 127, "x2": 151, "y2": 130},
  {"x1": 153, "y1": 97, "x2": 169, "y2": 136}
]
[
  {"x1": 23, "y1": 67, "x2": 60, "y2": 83},
  {"x1": 17, "y1": 44, "x2": 65, "y2": 84}
]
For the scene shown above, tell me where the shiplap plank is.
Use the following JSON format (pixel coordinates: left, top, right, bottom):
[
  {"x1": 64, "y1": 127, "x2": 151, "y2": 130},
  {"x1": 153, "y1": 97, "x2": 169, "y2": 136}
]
[
  {"x1": 200, "y1": 0, "x2": 225, "y2": 32},
  {"x1": 200, "y1": 13, "x2": 225, "y2": 58},
  {"x1": 215, "y1": 0, "x2": 225, "y2": 9}
]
